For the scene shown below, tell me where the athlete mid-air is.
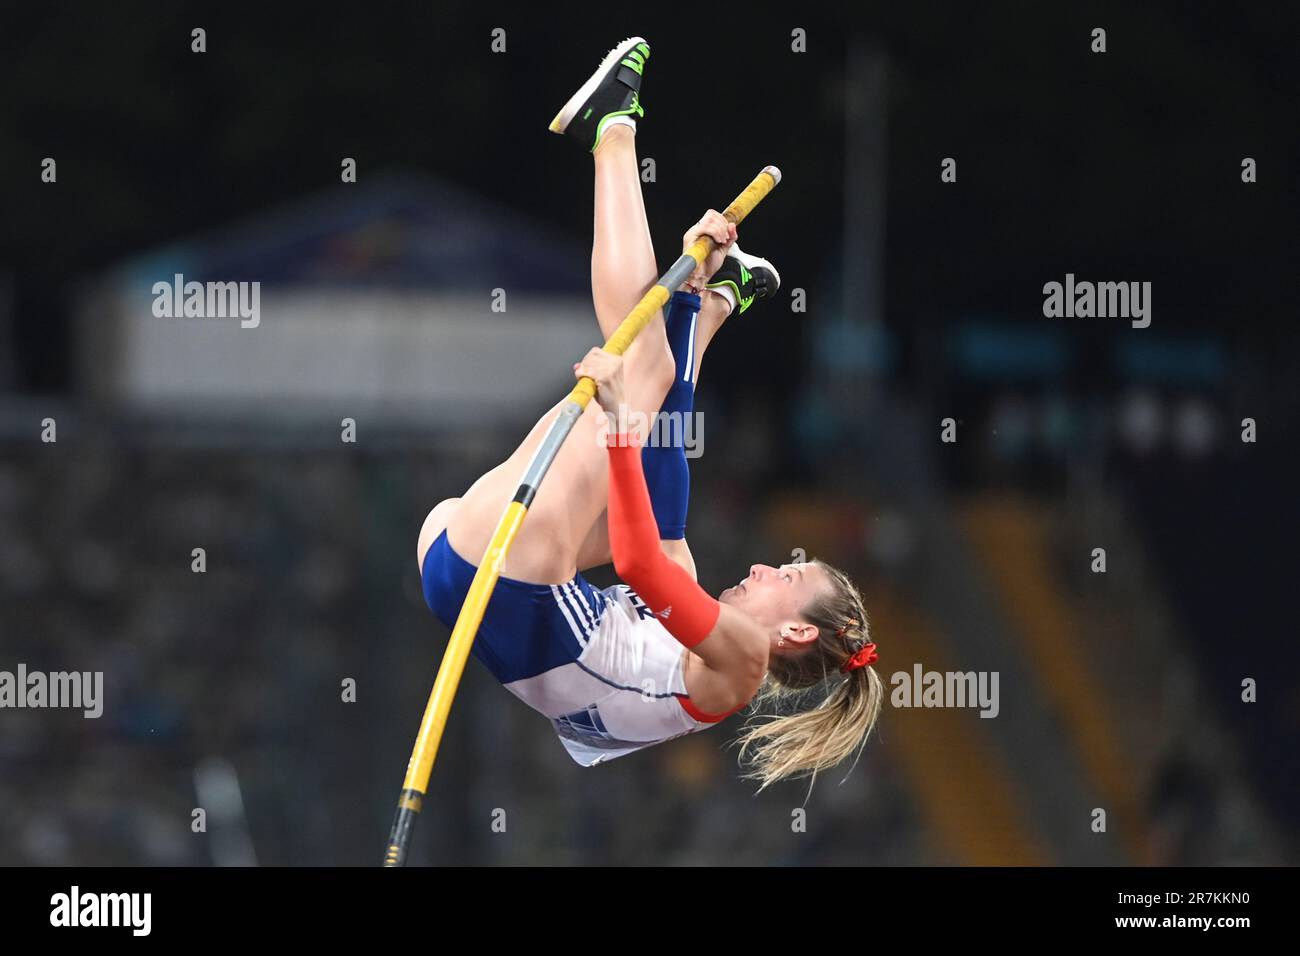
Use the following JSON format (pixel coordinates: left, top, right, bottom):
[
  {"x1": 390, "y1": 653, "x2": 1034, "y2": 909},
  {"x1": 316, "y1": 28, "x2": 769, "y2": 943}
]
[{"x1": 419, "y1": 37, "x2": 882, "y2": 789}]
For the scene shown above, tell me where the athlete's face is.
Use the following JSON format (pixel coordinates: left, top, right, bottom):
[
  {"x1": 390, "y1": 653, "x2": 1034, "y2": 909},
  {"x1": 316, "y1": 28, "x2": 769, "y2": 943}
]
[{"x1": 719, "y1": 561, "x2": 830, "y2": 650}]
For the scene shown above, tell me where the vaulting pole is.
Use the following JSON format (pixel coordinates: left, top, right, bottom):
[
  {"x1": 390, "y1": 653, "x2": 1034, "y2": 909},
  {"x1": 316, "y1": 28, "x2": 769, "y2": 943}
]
[{"x1": 384, "y1": 166, "x2": 782, "y2": 866}]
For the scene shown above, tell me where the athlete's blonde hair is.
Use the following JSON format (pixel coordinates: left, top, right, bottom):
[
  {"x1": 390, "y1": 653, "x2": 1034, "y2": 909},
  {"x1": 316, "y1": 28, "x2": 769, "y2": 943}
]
[{"x1": 733, "y1": 559, "x2": 883, "y2": 793}]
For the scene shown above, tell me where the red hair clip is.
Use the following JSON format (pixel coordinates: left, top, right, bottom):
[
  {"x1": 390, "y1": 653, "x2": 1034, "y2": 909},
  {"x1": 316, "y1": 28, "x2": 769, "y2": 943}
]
[{"x1": 840, "y1": 642, "x2": 878, "y2": 673}]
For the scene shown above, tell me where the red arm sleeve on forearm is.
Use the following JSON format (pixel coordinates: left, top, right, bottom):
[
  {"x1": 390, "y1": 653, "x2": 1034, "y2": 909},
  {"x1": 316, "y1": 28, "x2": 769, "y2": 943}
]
[{"x1": 606, "y1": 432, "x2": 721, "y2": 648}]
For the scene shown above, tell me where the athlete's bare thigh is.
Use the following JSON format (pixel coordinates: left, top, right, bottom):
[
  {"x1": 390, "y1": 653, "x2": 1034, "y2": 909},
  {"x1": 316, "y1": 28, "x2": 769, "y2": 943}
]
[{"x1": 439, "y1": 396, "x2": 611, "y2": 584}]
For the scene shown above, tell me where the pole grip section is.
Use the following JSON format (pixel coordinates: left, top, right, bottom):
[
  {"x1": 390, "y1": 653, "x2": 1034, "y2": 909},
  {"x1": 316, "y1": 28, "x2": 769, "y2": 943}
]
[
  {"x1": 566, "y1": 165, "x2": 781, "y2": 409},
  {"x1": 383, "y1": 791, "x2": 423, "y2": 868}
]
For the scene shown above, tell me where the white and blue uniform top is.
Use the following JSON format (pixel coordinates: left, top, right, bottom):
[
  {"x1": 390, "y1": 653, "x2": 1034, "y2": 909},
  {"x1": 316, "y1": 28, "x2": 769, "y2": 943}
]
[{"x1": 422, "y1": 527, "x2": 735, "y2": 766}]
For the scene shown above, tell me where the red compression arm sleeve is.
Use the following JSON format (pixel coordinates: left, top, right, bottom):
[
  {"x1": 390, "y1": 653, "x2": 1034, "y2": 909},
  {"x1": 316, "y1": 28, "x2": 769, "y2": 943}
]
[{"x1": 606, "y1": 432, "x2": 721, "y2": 648}]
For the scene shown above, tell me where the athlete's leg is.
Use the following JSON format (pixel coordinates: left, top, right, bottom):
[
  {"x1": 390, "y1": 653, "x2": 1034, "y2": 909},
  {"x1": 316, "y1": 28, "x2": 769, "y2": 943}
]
[
  {"x1": 589, "y1": 123, "x2": 675, "y2": 394},
  {"x1": 439, "y1": 396, "x2": 603, "y2": 584},
  {"x1": 439, "y1": 127, "x2": 676, "y2": 584},
  {"x1": 573, "y1": 289, "x2": 729, "y2": 576},
  {"x1": 687, "y1": 289, "x2": 733, "y2": 384},
  {"x1": 435, "y1": 38, "x2": 759, "y2": 586},
  {"x1": 572, "y1": 246, "x2": 769, "y2": 575}
]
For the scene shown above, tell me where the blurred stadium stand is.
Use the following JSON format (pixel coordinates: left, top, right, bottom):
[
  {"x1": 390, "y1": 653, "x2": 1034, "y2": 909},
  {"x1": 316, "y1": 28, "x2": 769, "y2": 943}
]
[
  {"x1": 0, "y1": 384, "x2": 1287, "y2": 862},
  {"x1": 74, "y1": 173, "x2": 595, "y2": 425}
]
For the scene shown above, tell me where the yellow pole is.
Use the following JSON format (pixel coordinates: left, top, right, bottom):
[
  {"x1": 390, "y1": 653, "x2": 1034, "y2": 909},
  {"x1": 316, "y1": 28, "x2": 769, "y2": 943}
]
[{"x1": 384, "y1": 166, "x2": 782, "y2": 866}]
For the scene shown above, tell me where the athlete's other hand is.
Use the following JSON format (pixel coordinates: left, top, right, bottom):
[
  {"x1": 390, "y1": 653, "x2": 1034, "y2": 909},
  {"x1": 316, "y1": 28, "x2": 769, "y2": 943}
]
[
  {"x1": 574, "y1": 347, "x2": 628, "y2": 425},
  {"x1": 683, "y1": 209, "x2": 736, "y2": 290}
]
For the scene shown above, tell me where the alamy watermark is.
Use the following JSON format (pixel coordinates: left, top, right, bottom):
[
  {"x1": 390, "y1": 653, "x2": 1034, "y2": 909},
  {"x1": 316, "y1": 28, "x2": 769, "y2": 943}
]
[
  {"x1": 597, "y1": 406, "x2": 704, "y2": 458},
  {"x1": 0, "y1": 664, "x2": 102, "y2": 718},
  {"x1": 50, "y1": 886, "x2": 150, "y2": 936},
  {"x1": 152, "y1": 273, "x2": 260, "y2": 328},
  {"x1": 1043, "y1": 273, "x2": 1151, "y2": 328},
  {"x1": 890, "y1": 664, "x2": 999, "y2": 718}
]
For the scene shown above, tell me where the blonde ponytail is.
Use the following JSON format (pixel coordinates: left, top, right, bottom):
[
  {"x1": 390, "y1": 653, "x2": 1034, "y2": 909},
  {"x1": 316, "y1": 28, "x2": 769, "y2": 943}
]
[{"x1": 732, "y1": 561, "x2": 884, "y2": 793}]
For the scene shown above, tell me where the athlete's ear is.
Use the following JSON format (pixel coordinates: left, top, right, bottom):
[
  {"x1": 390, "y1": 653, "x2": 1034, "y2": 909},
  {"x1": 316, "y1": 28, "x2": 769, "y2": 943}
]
[{"x1": 779, "y1": 621, "x2": 819, "y2": 648}]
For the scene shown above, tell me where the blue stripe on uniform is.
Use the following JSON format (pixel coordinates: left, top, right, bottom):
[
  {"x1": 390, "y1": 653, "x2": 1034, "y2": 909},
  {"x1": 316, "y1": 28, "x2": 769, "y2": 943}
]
[
  {"x1": 567, "y1": 582, "x2": 597, "y2": 631},
  {"x1": 551, "y1": 584, "x2": 591, "y2": 646}
]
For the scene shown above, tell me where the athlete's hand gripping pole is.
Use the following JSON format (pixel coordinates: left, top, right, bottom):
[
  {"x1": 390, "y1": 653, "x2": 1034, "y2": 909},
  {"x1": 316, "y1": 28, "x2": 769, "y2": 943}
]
[{"x1": 383, "y1": 166, "x2": 782, "y2": 866}]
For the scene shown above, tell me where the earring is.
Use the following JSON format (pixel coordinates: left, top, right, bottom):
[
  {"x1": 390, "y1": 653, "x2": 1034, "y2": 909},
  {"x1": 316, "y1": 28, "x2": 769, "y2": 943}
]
[{"x1": 778, "y1": 638, "x2": 786, "y2": 647}]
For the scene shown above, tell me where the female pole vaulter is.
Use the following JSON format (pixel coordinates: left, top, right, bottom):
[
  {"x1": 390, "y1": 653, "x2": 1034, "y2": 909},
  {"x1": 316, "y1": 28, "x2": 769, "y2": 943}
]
[{"x1": 418, "y1": 37, "x2": 882, "y2": 789}]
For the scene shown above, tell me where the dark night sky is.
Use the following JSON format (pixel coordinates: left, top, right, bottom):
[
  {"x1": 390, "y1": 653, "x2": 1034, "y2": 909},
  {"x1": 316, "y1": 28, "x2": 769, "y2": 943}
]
[{"x1": 3, "y1": 3, "x2": 1297, "y2": 395}]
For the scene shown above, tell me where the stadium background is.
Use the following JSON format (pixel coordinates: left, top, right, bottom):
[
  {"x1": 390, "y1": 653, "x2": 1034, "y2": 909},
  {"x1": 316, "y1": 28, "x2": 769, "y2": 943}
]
[{"x1": 1, "y1": 4, "x2": 1297, "y2": 865}]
